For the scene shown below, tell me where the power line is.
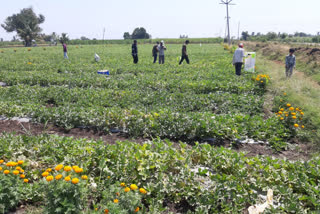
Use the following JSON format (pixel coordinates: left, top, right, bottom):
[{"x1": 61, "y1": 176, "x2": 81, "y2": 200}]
[{"x1": 220, "y1": 0, "x2": 235, "y2": 46}]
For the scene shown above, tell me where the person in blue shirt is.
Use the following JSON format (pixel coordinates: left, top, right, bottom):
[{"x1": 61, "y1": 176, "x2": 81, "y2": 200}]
[{"x1": 285, "y1": 49, "x2": 296, "y2": 78}]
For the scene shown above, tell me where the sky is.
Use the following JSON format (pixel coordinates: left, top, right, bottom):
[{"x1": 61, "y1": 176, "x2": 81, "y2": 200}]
[{"x1": 0, "y1": 0, "x2": 319, "y2": 41}]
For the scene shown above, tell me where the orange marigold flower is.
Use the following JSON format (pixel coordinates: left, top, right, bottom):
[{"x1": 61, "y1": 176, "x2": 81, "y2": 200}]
[
  {"x1": 114, "y1": 199, "x2": 119, "y2": 203},
  {"x1": 42, "y1": 171, "x2": 49, "y2": 177},
  {"x1": 24, "y1": 179, "x2": 29, "y2": 183},
  {"x1": 134, "y1": 207, "x2": 140, "y2": 212},
  {"x1": 0, "y1": 167, "x2": 2, "y2": 171},
  {"x1": 55, "y1": 164, "x2": 64, "y2": 171},
  {"x1": 124, "y1": 187, "x2": 130, "y2": 192},
  {"x1": 18, "y1": 160, "x2": 24, "y2": 165},
  {"x1": 55, "y1": 174, "x2": 63, "y2": 180},
  {"x1": 64, "y1": 176, "x2": 71, "y2": 182},
  {"x1": 72, "y1": 178, "x2": 79, "y2": 184},
  {"x1": 46, "y1": 168, "x2": 52, "y2": 172},
  {"x1": 104, "y1": 209, "x2": 109, "y2": 214},
  {"x1": 0, "y1": 160, "x2": 4, "y2": 164},
  {"x1": 286, "y1": 103, "x2": 291, "y2": 107},
  {"x1": 46, "y1": 176, "x2": 54, "y2": 182},
  {"x1": 81, "y1": 175, "x2": 88, "y2": 180},
  {"x1": 289, "y1": 107, "x2": 294, "y2": 111},
  {"x1": 64, "y1": 166, "x2": 72, "y2": 172},
  {"x1": 301, "y1": 125, "x2": 305, "y2": 128},
  {"x1": 13, "y1": 170, "x2": 20, "y2": 175},
  {"x1": 120, "y1": 182, "x2": 126, "y2": 187},
  {"x1": 20, "y1": 174, "x2": 25, "y2": 178},
  {"x1": 139, "y1": 188, "x2": 147, "y2": 194},
  {"x1": 130, "y1": 184, "x2": 138, "y2": 190},
  {"x1": 294, "y1": 124, "x2": 299, "y2": 128},
  {"x1": 4, "y1": 170, "x2": 10, "y2": 174}
]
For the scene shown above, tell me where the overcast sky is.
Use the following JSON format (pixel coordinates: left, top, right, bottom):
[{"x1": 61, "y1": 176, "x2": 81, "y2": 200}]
[{"x1": 0, "y1": 0, "x2": 319, "y2": 41}]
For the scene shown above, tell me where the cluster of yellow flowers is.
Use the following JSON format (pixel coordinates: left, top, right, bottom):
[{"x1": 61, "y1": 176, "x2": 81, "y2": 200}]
[
  {"x1": 28, "y1": 48, "x2": 31, "y2": 51},
  {"x1": 255, "y1": 74, "x2": 270, "y2": 82},
  {"x1": 0, "y1": 50, "x2": 4, "y2": 53},
  {"x1": 102, "y1": 183, "x2": 147, "y2": 213},
  {"x1": 42, "y1": 164, "x2": 88, "y2": 184},
  {"x1": 27, "y1": 62, "x2": 32, "y2": 65},
  {"x1": 0, "y1": 159, "x2": 29, "y2": 183},
  {"x1": 275, "y1": 103, "x2": 305, "y2": 128}
]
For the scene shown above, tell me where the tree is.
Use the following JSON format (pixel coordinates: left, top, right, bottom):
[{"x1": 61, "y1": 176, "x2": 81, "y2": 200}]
[
  {"x1": 80, "y1": 36, "x2": 90, "y2": 40},
  {"x1": 131, "y1": 27, "x2": 150, "y2": 39},
  {"x1": 280, "y1": 33, "x2": 288, "y2": 39},
  {"x1": 266, "y1": 32, "x2": 277, "y2": 40},
  {"x1": 123, "y1": 32, "x2": 131, "y2": 40},
  {"x1": 59, "y1": 33, "x2": 69, "y2": 44},
  {"x1": 241, "y1": 31, "x2": 250, "y2": 41},
  {"x1": 1, "y1": 8, "x2": 45, "y2": 47}
]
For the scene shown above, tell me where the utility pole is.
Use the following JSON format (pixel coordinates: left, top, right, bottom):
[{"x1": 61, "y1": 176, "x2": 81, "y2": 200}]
[
  {"x1": 220, "y1": 0, "x2": 235, "y2": 46},
  {"x1": 102, "y1": 28, "x2": 106, "y2": 41}
]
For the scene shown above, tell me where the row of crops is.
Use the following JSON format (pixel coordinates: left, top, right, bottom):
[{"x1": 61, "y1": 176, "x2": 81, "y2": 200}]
[{"x1": 1, "y1": 134, "x2": 319, "y2": 213}]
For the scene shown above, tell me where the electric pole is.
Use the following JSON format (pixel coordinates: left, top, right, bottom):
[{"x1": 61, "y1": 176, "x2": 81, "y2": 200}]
[
  {"x1": 102, "y1": 28, "x2": 106, "y2": 41},
  {"x1": 220, "y1": 0, "x2": 235, "y2": 46}
]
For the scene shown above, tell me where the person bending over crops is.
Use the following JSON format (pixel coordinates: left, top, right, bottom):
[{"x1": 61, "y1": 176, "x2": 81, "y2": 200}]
[
  {"x1": 132, "y1": 40, "x2": 138, "y2": 64},
  {"x1": 62, "y1": 43, "x2": 68, "y2": 59},
  {"x1": 152, "y1": 41, "x2": 159, "y2": 63},
  {"x1": 179, "y1": 40, "x2": 190, "y2": 65},
  {"x1": 285, "y1": 49, "x2": 296, "y2": 78},
  {"x1": 158, "y1": 41, "x2": 167, "y2": 64},
  {"x1": 232, "y1": 43, "x2": 245, "y2": 76}
]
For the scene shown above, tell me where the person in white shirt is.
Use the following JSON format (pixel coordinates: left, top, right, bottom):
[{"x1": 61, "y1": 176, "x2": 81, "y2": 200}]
[
  {"x1": 158, "y1": 41, "x2": 167, "y2": 64},
  {"x1": 233, "y1": 43, "x2": 245, "y2": 76}
]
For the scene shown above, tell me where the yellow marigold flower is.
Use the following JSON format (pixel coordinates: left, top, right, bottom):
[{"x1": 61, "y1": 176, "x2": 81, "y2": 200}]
[
  {"x1": 286, "y1": 103, "x2": 291, "y2": 107},
  {"x1": 104, "y1": 209, "x2": 109, "y2": 214},
  {"x1": 55, "y1": 164, "x2": 64, "y2": 171},
  {"x1": 134, "y1": 207, "x2": 140, "y2": 212},
  {"x1": 42, "y1": 171, "x2": 49, "y2": 177},
  {"x1": 256, "y1": 78, "x2": 260, "y2": 81},
  {"x1": 64, "y1": 176, "x2": 71, "y2": 182},
  {"x1": 285, "y1": 114, "x2": 289, "y2": 117},
  {"x1": 280, "y1": 108, "x2": 284, "y2": 111},
  {"x1": 16, "y1": 166, "x2": 21, "y2": 171},
  {"x1": 18, "y1": 160, "x2": 24, "y2": 165},
  {"x1": 292, "y1": 116, "x2": 297, "y2": 119},
  {"x1": 289, "y1": 107, "x2": 294, "y2": 111},
  {"x1": 283, "y1": 92, "x2": 287, "y2": 96},
  {"x1": 114, "y1": 199, "x2": 119, "y2": 203},
  {"x1": 280, "y1": 117, "x2": 284, "y2": 120},
  {"x1": 64, "y1": 166, "x2": 72, "y2": 172},
  {"x1": 81, "y1": 175, "x2": 88, "y2": 180},
  {"x1": 300, "y1": 112, "x2": 304, "y2": 115},
  {"x1": 46, "y1": 168, "x2": 52, "y2": 172},
  {"x1": 277, "y1": 115, "x2": 281, "y2": 117},
  {"x1": 20, "y1": 174, "x2": 25, "y2": 178},
  {"x1": 107, "y1": 176, "x2": 110, "y2": 179},
  {"x1": 0, "y1": 167, "x2": 2, "y2": 171},
  {"x1": 294, "y1": 124, "x2": 299, "y2": 128},
  {"x1": 72, "y1": 178, "x2": 79, "y2": 184},
  {"x1": 124, "y1": 187, "x2": 130, "y2": 192},
  {"x1": 296, "y1": 108, "x2": 300, "y2": 111},
  {"x1": 291, "y1": 112, "x2": 296, "y2": 116},
  {"x1": 278, "y1": 111, "x2": 283, "y2": 114},
  {"x1": 75, "y1": 168, "x2": 83, "y2": 173},
  {"x1": 139, "y1": 188, "x2": 147, "y2": 194},
  {"x1": 260, "y1": 81, "x2": 263, "y2": 83},
  {"x1": 301, "y1": 125, "x2": 305, "y2": 128},
  {"x1": 0, "y1": 160, "x2": 4, "y2": 164},
  {"x1": 46, "y1": 176, "x2": 54, "y2": 182},
  {"x1": 130, "y1": 184, "x2": 138, "y2": 190},
  {"x1": 116, "y1": 192, "x2": 120, "y2": 196},
  {"x1": 13, "y1": 170, "x2": 20, "y2": 175},
  {"x1": 120, "y1": 182, "x2": 126, "y2": 187},
  {"x1": 72, "y1": 166, "x2": 79, "y2": 170},
  {"x1": 55, "y1": 174, "x2": 63, "y2": 180},
  {"x1": 4, "y1": 170, "x2": 10, "y2": 174},
  {"x1": 20, "y1": 169, "x2": 24, "y2": 173},
  {"x1": 24, "y1": 179, "x2": 29, "y2": 183}
]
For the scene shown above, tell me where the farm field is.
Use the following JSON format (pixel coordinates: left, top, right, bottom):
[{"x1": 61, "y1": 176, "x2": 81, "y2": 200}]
[{"x1": 0, "y1": 43, "x2": 319, "y2": 213}]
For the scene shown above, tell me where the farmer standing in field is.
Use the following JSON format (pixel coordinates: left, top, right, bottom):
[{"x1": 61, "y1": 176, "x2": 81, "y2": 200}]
[
  {"x1": 232, "y1": 43, "x2": 245, "y2": 76},
  {"x1": 285, "y1": 49, "x2": 296, "y2": 78},
  {"x1": 179, "y1": 40, "x2": 190, "y2": 65},
  {"x1": 158, "y1": 41, "x2": 167, "y2": 64},
  {"x1": 152, "y1": 41, "x2": 159, "y2": 63},
  {"x1": 62, "y1": 42, "x2": 68, "y2": 59},
  {"x1": 132, "y1": 40, "x2": 138, "y2": 64}
]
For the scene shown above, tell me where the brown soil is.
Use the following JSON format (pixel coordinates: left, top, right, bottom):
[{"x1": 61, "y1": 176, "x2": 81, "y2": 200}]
[
  {"x1": 0, "y1": 120, "x2": 146, "y2": 144},
  {"x1": 0, "y1": 120, "x2": 312, "y2": 161}
]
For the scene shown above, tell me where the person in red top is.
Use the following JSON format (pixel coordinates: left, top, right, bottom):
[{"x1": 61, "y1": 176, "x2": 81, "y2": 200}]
[{"x1": 62, "y1": 43, "x2": 68, "y2": 59}]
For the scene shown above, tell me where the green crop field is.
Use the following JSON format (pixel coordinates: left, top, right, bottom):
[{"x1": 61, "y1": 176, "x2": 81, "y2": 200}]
[{"x1": 0, "y1": 44, "x2": 318, "y2": 213}]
